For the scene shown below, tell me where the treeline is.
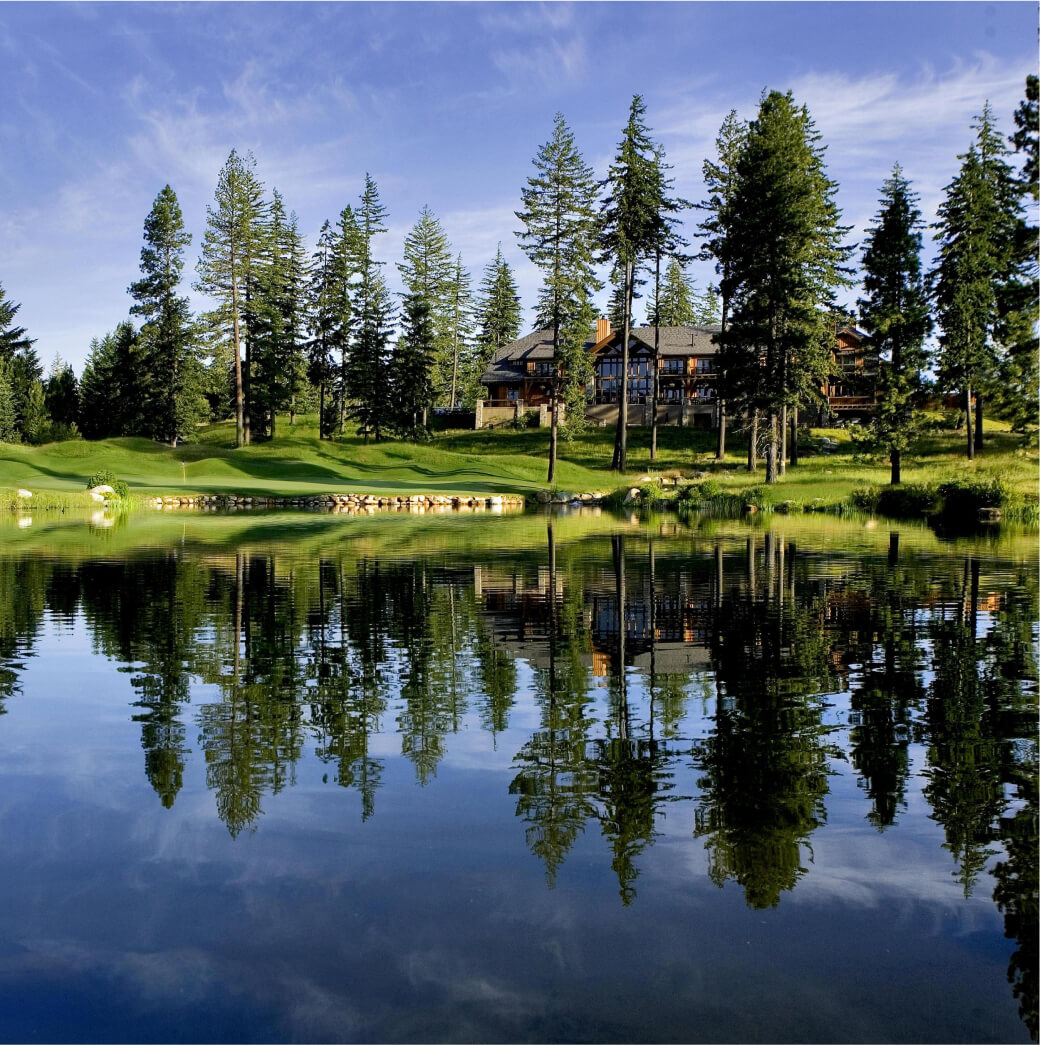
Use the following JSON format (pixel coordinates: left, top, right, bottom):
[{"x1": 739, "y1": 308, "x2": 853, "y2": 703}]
[{"x1": 0, "y1": 77, "x2": 1035, "y2": 482}]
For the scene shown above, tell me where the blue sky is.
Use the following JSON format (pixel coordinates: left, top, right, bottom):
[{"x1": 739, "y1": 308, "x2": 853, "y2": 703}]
[{"x1": 1, "y1": 1, "x2": 1035, "y2": 373}]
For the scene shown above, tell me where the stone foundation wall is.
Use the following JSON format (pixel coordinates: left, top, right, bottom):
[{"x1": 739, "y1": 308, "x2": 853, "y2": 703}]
[{"x1": 150, "y1": 493, "x2": 527, "y2": 512}]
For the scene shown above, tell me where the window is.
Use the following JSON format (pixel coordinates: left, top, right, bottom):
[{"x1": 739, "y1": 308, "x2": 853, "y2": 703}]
[
  {"x1": 507, "y1": 387, "x2": 518, "y2": 401},
  {"x1": 695, "y1": 358, "x2": 715, "y2": 375},
  {"x1": 661, "y1": 358, "x2": 685, "y2": 376},
  {"x1": 533, "y1": 361, "x2": 556, "y2": 377}
]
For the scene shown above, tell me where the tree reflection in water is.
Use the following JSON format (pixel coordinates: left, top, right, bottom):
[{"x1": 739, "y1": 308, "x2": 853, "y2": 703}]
[{"x1": 0, "y1": 516, "x2": 1034, "y2": 1036}]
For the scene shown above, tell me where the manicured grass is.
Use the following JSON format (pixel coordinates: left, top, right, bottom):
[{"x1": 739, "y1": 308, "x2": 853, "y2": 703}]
[{"x1": 0, "y1": 412, "x2": 1035, "y2": 513}]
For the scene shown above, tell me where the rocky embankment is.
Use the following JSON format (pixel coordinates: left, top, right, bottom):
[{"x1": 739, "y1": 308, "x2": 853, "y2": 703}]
[{"x1": 150, "y1": 492, "x2": 527, "y2": 511}]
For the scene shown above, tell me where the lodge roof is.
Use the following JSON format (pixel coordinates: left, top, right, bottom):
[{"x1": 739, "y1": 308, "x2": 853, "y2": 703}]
[{"x1": 480, "y1": 324, "x2": 722, "y2": 385}]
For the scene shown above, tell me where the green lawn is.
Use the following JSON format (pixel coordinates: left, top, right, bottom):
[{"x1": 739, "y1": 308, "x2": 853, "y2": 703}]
[{"x1": 0, "y1": 412, "x2": 1035, "y2": 510}]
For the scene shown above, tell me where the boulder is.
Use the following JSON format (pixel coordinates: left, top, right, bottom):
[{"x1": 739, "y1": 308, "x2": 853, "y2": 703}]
[
  {"x1": 535, "y1": 490, "x2": 552, "y2": 504},
  {"x1": 15, "y1": 489, "x2": 31, "y2": 500},
  {"x1": 88, "y1": 484, "x2": 116, "y2": 497},
  {"x1": 624, "y1": 487, "x2": 641, "y2": 505}
]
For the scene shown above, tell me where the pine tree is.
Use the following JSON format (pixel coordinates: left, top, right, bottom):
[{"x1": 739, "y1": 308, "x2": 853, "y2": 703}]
[
  {"x1": 0, "y1": 283, "x2": 33, "y2": 360},
  {"x1": 195, "y1": 150, "x2": 266, "y2": 447},
  {"x1": 398, "y1": 207, "x2": 454, "y2": 413},
  {"x1": 44, "y1": 356, "x2": 79, "y2": 435},
  {"x1": 721, "y1": 91, "x2": 852, "y2": 483},
  {"x1": 931, "y1": 104, "x2": 1024, "y2": 457},
  {"x1": 330, "y1": 205, "x2": 364, "y2": 436},
  {"x1": 129, "y1": 184, "x2": 205, "y2": 447},
  {"x1": 516, "y1": 112, "x2": 601, "y2": 482},
  {"x1": 20, "y1": 380, "x2": 48, "y2": 445},
  {"x1": 390, "y1": 291, "x2": 436, "y2": 435},
  {"x1": 250, "y1": 191, "x2": 310, "y2": 438},
  {"x1": 473, "y1": 245, "x2": 522, "y2": 405},
  {"x1": 994, "y1": 76, "x2": 1039, "y2": 433},
  {"x1": 599, "y1": 95, "x2": 667, "y2": 472},
  {"x1": 694, "y1": 285, "x2": 722, "y2": 324},
  {"x1": 649, "y1": 258, "x2": 697, "y2": 326},
  {"x1": 858, "y1": 166, "x2": 932, "y2": 484},
  {"x1": 0, "y1": 361, "x2": 18, "y2": 443},
  {"x1": 445, "y1": 253, "x2": 474, "y2": 410},
  {"x1": 78, "y1": 323, "x2": 147, "y2": 438},
  {"x1": 699, "y1": 110, "x2": 749, "y2": 463},
  {"x1": 346, "y1": 175, "x2": 392, "y2": 440},
  {"x1": 305, "y1": 220, "x2": 338, "y2": 438}
]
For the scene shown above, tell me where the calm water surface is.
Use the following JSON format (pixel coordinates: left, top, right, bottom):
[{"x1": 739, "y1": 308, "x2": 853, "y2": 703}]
[{"x1": 0, "y1": 509, "x2": 1035, "y2": 1043}]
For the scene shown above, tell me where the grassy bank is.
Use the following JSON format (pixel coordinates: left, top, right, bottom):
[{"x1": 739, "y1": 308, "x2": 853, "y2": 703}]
[{"x1": 0, "y1": 412, "x2": 1035, "y2": 519}]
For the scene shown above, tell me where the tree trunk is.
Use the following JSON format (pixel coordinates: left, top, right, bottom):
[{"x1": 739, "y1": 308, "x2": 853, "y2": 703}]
[
  {"x1": 779, "y1": 403, "x2": 787, "y2": 476},
  {"x1": 766, "y1": 410, "x2": 778, "y2": 483},
  {"x1": 339, "y1": 350, "x2": 347, "y2": 437},
  {"x1": 965, "y1": 386, "x2": 974, "y2": 460},
  {"x1": 612, "y1": 260, "x2": 633, "y2": 472},
  {"x1": 231, "y1": 277, "x2": 244, "y2": 449},
  {"x1": 290, "y1": 394, "x2": 296, "y2": 426},
  {"x1": 450, "y1": 335, "x2": 459, "y2": 412},
  {"x1": 891, "y1": 448, "x2": 901, "y2": 485},
  {"x1": 547, "y1": 388, "x2": 558, "y2": 483},
  {"x1": 974, "y1": 391, "x2": 983, "y2": 450},
  {"x1": 243, "y1": 336, "x2": 251, "y2": 445},
  {"x1": 747, "y1": 409, "x2": 758, "y2": 472},
  {"x1": 790, "y1": 404, "x2": 799, "y2": 467},
  {"x1": 650, "y1": 253, "x2": 661, "y2": 462},
  {"x1": 716, "y1": 398, "x2": 726, "y2": 460},
  {"x1": 318, "y1": 380, "x2": 325, "y2": 440}
]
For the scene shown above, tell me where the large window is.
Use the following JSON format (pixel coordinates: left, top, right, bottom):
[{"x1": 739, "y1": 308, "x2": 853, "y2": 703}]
[
  {"x1": 661, "y1": 358, "x2": 685, "y2": 375},
  {"x1": 695, "y1": 358, "x2": 715, "y2": 375},
  {"x1": 532, "y1": 361, "x2": 557, "y2": 377},
  {"x1": 595, "y1": 354, "x2": 654, "y2": 403}
]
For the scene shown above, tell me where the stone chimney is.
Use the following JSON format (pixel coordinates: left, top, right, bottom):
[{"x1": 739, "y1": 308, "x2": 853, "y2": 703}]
[{"x1": 596, "y1": 317, "x2": 612, "y2": 342}]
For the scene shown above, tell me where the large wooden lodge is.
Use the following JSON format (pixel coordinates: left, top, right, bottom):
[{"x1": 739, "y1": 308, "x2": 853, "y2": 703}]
[{"x1": 476, "y1": 318, "x2": 876, "y2": 429}]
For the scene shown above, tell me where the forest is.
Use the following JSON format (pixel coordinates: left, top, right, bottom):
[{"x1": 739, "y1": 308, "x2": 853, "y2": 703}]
[{"x1": 0, "y1": 77, "x2": 1035, "y2": 488}]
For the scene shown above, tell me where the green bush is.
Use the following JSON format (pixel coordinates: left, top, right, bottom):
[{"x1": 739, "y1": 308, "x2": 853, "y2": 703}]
[
  {"x1": 852, "y1": 483, "x2": 939, "y2": 518},
  {"x1": 699, "y1": 478, "x2": 722, "y2": 499},
  {"x1": 639, "y1": 480, "x2": 663, "y2": 504},
  {"x1": 86, "y1": 469, "x2": 117, "y2": 490},
  {"x1": 938, "y1": 477, "x2": 1009, "y2": 516},
  {"x1": 112, "y1": 480, "x2": 130, "y2": 499}
]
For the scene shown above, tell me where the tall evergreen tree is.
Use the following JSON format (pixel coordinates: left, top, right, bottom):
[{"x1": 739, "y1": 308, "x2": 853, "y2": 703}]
[
  {"x1": 44, "y1": 356, "x2": 79, "y2": 435},
  {"x1": 20, "y1": 381, "x2": 48, "y2": 445},
  {"x1": 78, "y1": 322, "x2": 147, "y2": 438},
  {"x1": 305, "y1": 220, "x2": 339, "y2": 438},
  {"x1": 699, "y1": 110, "x2": 750, "y2": 463},
  {"x1": 390, "y1": 291, "x2": 436, "y2": 436},
  {"x1": 398, "y1": 207, "x2": 453, "y2": 414},
  {"x1": 129, "y1": 184, "x2": 205, "y2": 446},
  {"x1": 516, "y1": 112, "x2": 601, "y2": 482},
  {"x1": 994, "y1": 76, "x2": 1040, "y2": 433},
  {"x1": 931, "y1": 104, "x2": 1024, "y2": 457},
  {"x1": 721, "y1": 91, "x2": 852, "y2": 483},
  {"x1": 250, "y1": 190, "x2": 309, "y2": 438},
  {"x1": 195, "y1": 150, "x2": 266, "y2": 447},
  {"x1": 445, "y1": 253, "x2": 474, "y2": 410},
  {"x1": 0, "y1": 283, "x2": 33, "y2": 361},
  {"x1": 473, "y1": 244, "x2": 522, "y2": 404},
  {"x1": 600, "y1": 95, "x2": 667, "y2": 472},
  {"x1": 346, "y1": 175, "x2": 392, "y2": 440},
  {"x1": 330, "y1": 205, "x2": 364, "y2": 436},
  {"x1": 857, "y1": 166, "x2": 932, "y2": 484},
  {"x1": 649, "y1": 258, "x2": 697, "y2": 326},
  {"x1": 0, "y1": 361, "x2": 16, "y2": 443},
  {"x1": 0, "y1": 286, "x2": 42, "y2": 443}
]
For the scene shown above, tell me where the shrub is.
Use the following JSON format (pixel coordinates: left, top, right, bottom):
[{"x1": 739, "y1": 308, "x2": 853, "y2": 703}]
[
  {"x1": 937, "y1": 477, "x2": 1009, "y2": 517},
  {"x1": 112, "y1": 479, "x2": 130, "y2": 499},
  {"x1": 852, "y1": 483, "x2": 939, "y2": 518},
  {"x1": 86, "y1": 469, "x2": 117, "y2": 490},
  {"x1": 699, "y1": 478, "x2": 721, "y2": 499},
  {"x1": 639, "y1": 480, "x2": 663, "y2": 505}
]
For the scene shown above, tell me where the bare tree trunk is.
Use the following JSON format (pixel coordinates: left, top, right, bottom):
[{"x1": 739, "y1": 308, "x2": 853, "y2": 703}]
[
  {"x1": 232, "y1": 278, "x2": 244, "y2": 449},
  {"x1": 974, "y1": 391, "x2": 984, "y2": 450},
  {"x1": 716, "y1": 398, "x2": 726, "y2": 460},
  {"x1": 650, "y1": 253, "x2": 661, "y2": 462},
  {"x1": 450, "y1": 334, "x2": 459, "y2": 411},
  {"x1": 547, "y1": 388, "x2": 559, "y2": 483},
  {"x1": 243, "y1": 333, "x2": 251, "y2": 445},
  {"x1": 612, "y1": 260, "x2": 633, "y2": 472},
  {"x1": 779, "y1": 403, "x2": 787, "y2": 476},
  {"x1": 766, "y1": 410, "x2": 778, "y2": 483},
  {"x1": 747, "y1": 409, "x2": 759, "y2": 472},
  {"x1": 891, "y1": 448, "x2": 901, "y2": 485},
  {"x1": 318, "y1": 380, "x2": 325, "y2": 440},
  {"x1": 965, "y1": 386, "x2": 974, "y2": 460},
  {"x1": 790, "y1": 404, "x2": 799, "y2": 467}
]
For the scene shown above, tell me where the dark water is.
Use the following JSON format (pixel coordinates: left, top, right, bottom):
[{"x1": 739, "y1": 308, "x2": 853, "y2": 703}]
[{"x1": 0, "y1": 509, "x2": 1035, "y2": 1043}]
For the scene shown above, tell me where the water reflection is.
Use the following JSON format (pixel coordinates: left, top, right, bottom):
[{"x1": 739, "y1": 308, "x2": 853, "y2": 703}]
[{"x1": 0, "y1": 513, "x2": 1035, "y2": 1037}]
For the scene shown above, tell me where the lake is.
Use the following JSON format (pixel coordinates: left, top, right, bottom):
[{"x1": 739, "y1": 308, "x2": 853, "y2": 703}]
[{"x1": 0, "y1": 508, "x2": 1035, "y2": 1043}]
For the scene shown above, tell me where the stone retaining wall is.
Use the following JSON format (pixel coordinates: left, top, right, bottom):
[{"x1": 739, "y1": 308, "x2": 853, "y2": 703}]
[{"x1": 150, "y1": 493, "x2": 528, "y2": 512}]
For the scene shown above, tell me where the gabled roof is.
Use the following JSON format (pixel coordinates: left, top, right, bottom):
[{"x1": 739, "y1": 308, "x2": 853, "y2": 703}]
[{"x1": 480, "y1": 324, "x2": 721, "y2": 384}]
